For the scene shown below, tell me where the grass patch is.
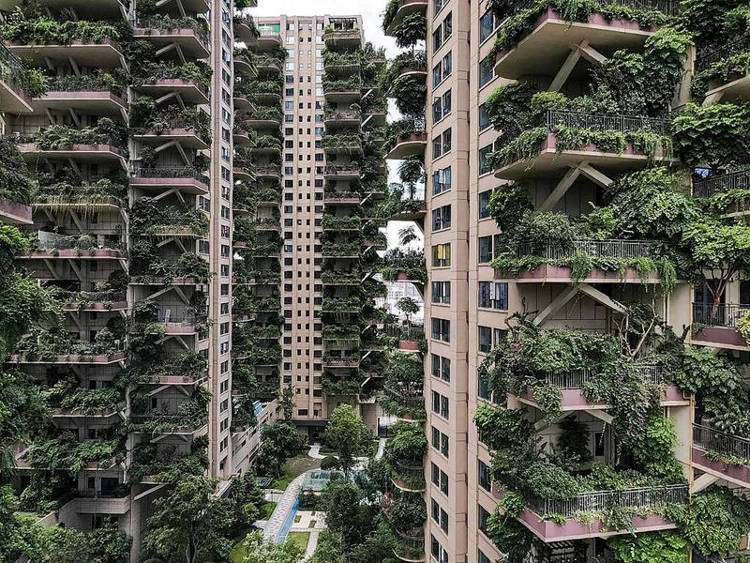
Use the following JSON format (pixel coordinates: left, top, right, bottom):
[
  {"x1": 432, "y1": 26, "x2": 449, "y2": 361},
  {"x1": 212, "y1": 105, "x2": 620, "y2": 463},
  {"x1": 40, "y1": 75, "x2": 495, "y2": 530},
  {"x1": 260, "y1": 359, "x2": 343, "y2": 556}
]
[
  {"x1": 288, "y1": 531, "x2": 310, "y2": 553},
  {"x1": 271, "y1": 455, "x2": 322, "y2": 490},
  {"x1": 294, "y1": 514, "x2": 302, "y2": 523},
  {"x1": 309, "y1": 519, "x2": 317, "y2": 528},
  {"x1": 259, "y1": 501, "x2": 276, "y2": 520}
]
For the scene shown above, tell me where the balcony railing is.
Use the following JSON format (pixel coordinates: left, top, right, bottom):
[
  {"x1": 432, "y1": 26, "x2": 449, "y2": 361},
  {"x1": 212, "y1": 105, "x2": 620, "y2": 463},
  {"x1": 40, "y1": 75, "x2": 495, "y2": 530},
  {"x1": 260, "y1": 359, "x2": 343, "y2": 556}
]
[
  {"x1": 693, "y1": 302, "x2": 750, "y2": 329},
  {"x1": 697, "y1": 37, "x2": 750, "y2": 72},
  {"x1": 156, "y1": 305, "x2": 199, "y2": 324},
  {"x1": 693, "y1": 169, "x2": 750, "y2": 198},
  {"x1": 694, "y1": 423, "x2": 750, "y2": 463},
  {"x1": 0, "y1": 40, "x2": 33, "y2": 96},
  {"x1": 518, "y1": 239, "x2": 655, "y2": 261},
  {"x1": 545, "y1": 111, "x2": 672, "y2": 136},
  {"x1": 526, "y1": 484, "x2": 688, "y2": 519},
  {"x1": 497, "y1": 0, "x2": 680, "y2": 22},
  {"x1": 132, "y1": 165, "x2": 208, "y2": 183},
  {"x1": 543, "y1": 364, "x2": 666, "y2": 389}
]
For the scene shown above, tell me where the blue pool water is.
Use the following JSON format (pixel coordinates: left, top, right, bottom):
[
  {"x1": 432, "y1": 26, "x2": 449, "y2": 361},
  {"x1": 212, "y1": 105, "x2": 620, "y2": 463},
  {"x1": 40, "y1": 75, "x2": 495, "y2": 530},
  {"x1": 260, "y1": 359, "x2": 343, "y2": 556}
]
[{"x1": 276, "y1": 496, "x2": 299, "y2": 543}]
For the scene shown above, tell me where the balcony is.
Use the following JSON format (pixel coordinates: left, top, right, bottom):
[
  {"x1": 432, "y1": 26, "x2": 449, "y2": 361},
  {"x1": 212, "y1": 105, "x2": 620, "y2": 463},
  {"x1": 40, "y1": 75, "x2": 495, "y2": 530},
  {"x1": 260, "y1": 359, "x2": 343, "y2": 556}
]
[
  {"x1": 322, "y1": 297, "x2": 362, "y2": 314},
  {"x1": 324, "y1": 164, "x2": 360, "y2": 179},
  {"x1": 496, "y1": 484, "x2": 688, "y2": 542},
  {"x1": 0, "y1": 42, "x2": 33, "y2": 113},
  {"x1": 384, "y1": 0, "x2": 428, "y2": 36},
  {"x1": 60, "y1": 290, "x2": 127, "y2": 312},
  {"x1": 392, "y1": 531, "x2": 425, "y2": 563},
  {"x1": 515, "y1": 365, "x2": 687, "y2": 411},
  {"x1": 132, "y1": 114, "x2": 210, "y2": 150},
  {"x1": 324, "y1": 192, "x2": 362, "y2": 205},
  {"x1": 501, "y1": 240, "x2": 663, "y2": 284},
  {"x1": 385, "y1": 126, "x2": 427, "y2": 160},
  {"x1": 0, "y1": 0, "x2": 130, "y2": 18},
  {"x1": 692, "y1": 303, "x2": 750, "y2": 351},
  {"x1": 234, "y1": 14, "x2": 259, "y2": 43},
  {"x1": 324, "y1": 109, "x2": 361, "y2": 128},
  {"x1": 7, "y1": 38, "x2": 124, "y2": 68},
  {"x1": 135, "y1": 77, "x2": 209, "y2": 104},
  {"x1": 493, "y1": 4, "x2": 657, "y2": 81},
  {"x1": 323, "y1": 354, "x2": 360, "y2": 368},
  {"x1": 494, "y1": 111, "x2": 673, "y2": 180},
  {"x1": 255, "y1": 29, "x2": 283, "y2": 49},
  {"x1": 323, "y1": 78, "x2": 361, "y2": 102},
  {"x1": 10, "y1": 129, "x2": 127, "y2": 168},
  {"x1": 324, "y1": 20, "x2": 362, "y2": 49},
  {"x1": 323, "y1": 52, "x2": 360, "y2": 74},
  {"x1": 693, "y1": 424, "x2": 750, "y2": 488},
  {"x1": 245, "y1": 107, "x2": 283, "y2": 129},
  {"x1": 249, "y1": 134, "x2": 282, "y2": 155},
  {"x1": 698, "y1": 38, "x2": 750, "y2": 104},
  {"x1": 322, "y1": 215, "x2": 361, "y2": 231},
  {"x1": 32, "y1": 81, "x2": 127, "y2": 118},
  {"x1": 156, "y1": 305, "x2": 201, "y2": 335},
  {"x1": 134, "y1": 21, "x2": 210, "y2": 59},
  {"x1": 321, "y1": 272, "x2": 360, "y2": 286},
  {"x1": 323, "y1": 134, "x2": 363, "y2": 156},
  {"x1": 390, "y1": 460, "x2": 425, "y2": 493},
  {"x1": 693, "y1": 169, "x2": 750, "y2": 216},
  {"x1": 67, "y1": 494, "x2": 130, "y2": 516},
  {"x1": 322, "y1": 242, "x2": 360, "y2": 258},
  {"x1": 255, "y1": 164, "x2": 282, "y2": 178},
  {"x1": 131, "y1": 165, "x2": 209, "y2": 194},
  {"x1": 8, "y1": 350, "x2": 126, "y2": 365},
  {"x1": 21, "y1": 231, "x2": 125, "y2": 261}
]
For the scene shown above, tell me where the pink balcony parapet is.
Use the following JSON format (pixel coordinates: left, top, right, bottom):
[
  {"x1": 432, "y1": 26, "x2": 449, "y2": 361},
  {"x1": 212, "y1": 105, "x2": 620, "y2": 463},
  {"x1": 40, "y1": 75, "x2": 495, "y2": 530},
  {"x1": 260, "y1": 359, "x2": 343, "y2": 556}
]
[
  {"x1": 692, "y1": 447, "x2": 750, "y2": 488},
  {"x1": 399, "y1": 339, "x2": 420, "y2": 352},
  {"x1": 505, "y1": 264, "x2": 661, "y2": 284},
  {"x1": 0, "y1": 197, "x2": 32, "y2": 225},
  {"x1": 692, "y1": 326, "x2": 748, "y2": 350},
  {"x1": 8, "y1": 352, "x2": 126, "y2": 365},
  {"x1": 518, "y1": 384, "x2": 687, "y2": 411}
]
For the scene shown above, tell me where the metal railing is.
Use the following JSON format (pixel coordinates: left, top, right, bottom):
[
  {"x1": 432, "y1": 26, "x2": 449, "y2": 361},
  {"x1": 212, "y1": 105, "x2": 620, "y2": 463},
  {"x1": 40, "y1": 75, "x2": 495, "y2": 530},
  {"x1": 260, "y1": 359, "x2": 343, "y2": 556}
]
[
  {"x1": 528, "y1": 484, "x2": 688, "y2": 518},
  {"x1": 692, "y1": 302, "x2": 750, "y2": 329},
  {"x1": 693, "y1": 168, "x2": 750, "y2": 198},
  {"x1": 0, "y1": 41, "x2": 31, "y2": 96},
  {"x1": 156, "y1": 305, "x2": 200, "y2": 323},
  {"x1": 132, "y1": 165, "x2": 208, "y2": 182},
  {"x1": 697, "y1": 37, "x2": 750, "y2": 72},
  {"x1": 543, "y1": 364, "x2": 665, "y2": 389},
  {"x1": 498, "y1": 0, "x2": 679, "y2": 22},
  {"x1": 134, "y1": 17, "x2": 210, "y2": 49},
  {"x1": 545, "y1": 111, "x2": 671, "y2": 136},
  {"x1": 693, "y1": 423, "x2": 750, "y2": 463},
  {"x1": 324, "y1": 164, "x2": 360, "y2": 175},
  {"x1": 518, "y1": 239, "x2": 655, "y2": 260}
]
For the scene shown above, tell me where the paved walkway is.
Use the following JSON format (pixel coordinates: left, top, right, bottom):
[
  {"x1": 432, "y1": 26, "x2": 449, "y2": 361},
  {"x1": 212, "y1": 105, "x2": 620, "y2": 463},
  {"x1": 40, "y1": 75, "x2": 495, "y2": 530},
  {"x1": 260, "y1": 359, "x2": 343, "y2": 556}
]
[
  {"x1": 307, "y1": 443, "x2": 325, "y2": 460},
  {"x1": 291, "y1": 510, "x2": 326, "y2": 561},
  {"x1": 263, "y1": 473, "x2": 306, "y2": 542}
]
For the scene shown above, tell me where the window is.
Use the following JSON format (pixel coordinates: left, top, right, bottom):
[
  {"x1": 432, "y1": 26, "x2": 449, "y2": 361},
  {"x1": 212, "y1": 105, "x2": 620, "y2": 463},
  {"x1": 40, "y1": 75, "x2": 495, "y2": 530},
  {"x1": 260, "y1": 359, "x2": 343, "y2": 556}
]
[
  {"x1": 479, "y1": 281, "x2": 509, "y2": 310},
  {"x1": 431, "y1": 535, "x2": 448, "y2": 563},
  {"x1": 431, "y1": 281, "x2": 451, "y2": 304},
  {"x1": 479, "y1": 54, "x2": 495, "y2": 87},
  {"x1": 432, "y1": 243, "x2": 451, "y2": 267},
  {"x1": 432, "y1": 89, "x2": 452, "y2": 123},
  {"x1": 432, "y1": 204, "x2": 451, "y2": 231},
  {"x1": 434, "y1": 0, "x2": 448, "y2": 13},
  {"x1": 431, "y1": 463, "x2": 449, "y2": 495},
  {"x1": 432, "y1": 318, "x2": 450, "y2": 343},
  {"x1": 479, "y1": 190, "x2": 492, "y2": 217},
  {"x1": 480, "y1": 9, "x2": 496, "y2": 43},
  {"x1": 432, "y1": 51, "x2": 453, "y2": 87},
  {"x1": 478, "y1": 505, "x2": 491, "y2": 536},
  {"x1": 433, "y1": 12, "x2": 452, "y2": 50},
  {"x1": 478, "y1": 459, "x2": 492, "y2": 491},
  {"x1": 479, "y1": 144, "x2": 494, "y2": 175},
  {"x1": 432, "y1": 426, "x2": 449, "y2": 457},
  {"x1": 479, "y1": 236, "x2": 493, "y2": 263},
  {"x1": 479, "y1": 326, "x2": 493, "y2": 354},
  {"x1": 478, "y1": 550, "x2": 491, "y2": 563},
  {"x1": 432, "y1": 166, "x2": 452, "y2": 195},
  {"x1": 432, "y1": 129, "x2": 452, "y2": 159},
  {"x1": 431, "y1": 500, "x2": 449, "y2": 533},
  {"x1": 479, "y1": 103, "x2": 492, "y2": 131},
  {"x1": 431, "y1": 354, "x2": 450, "y2": 381}
]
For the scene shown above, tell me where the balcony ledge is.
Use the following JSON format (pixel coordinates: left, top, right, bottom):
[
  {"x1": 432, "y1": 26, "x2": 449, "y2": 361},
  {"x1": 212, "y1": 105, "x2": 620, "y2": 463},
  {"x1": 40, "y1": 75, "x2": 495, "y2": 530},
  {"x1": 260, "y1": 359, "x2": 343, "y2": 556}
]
[
  {"x1": 386, "y1": 133, "x2": 427, "y2": 160},
  {"x1": 135, "y1": 79, "x2": 209, "y2": 105},
  {"x1": 691, "y1": 326, "x2": 749, "y2": 351},
  {"x1": 515, "y1": 384, "x2": 688, "y2": 412},
  {"x1": 385, "y1": 0, "x2": 428, "y2": 36},
  {"x1": 8, "y1": 39, "x2": 124, "y2": 68},
  {"x1": 500, "y1": 264, "x2": 663, "y2": 284},
  {"x1": 133, "y1": 27, "x2": 209, "y2": 59},
  {"x1": 129, "y1": 174, "x2": 209, "y2": 195},
  {"x1": 705, "y1": 73, "x2": 750, "y2": 105},
  {"x1": 692, "y1": 446, "x2": 750, "y2": 489},
  {"x1": 132, "y1": 129, "x2": 209, "y2": 150},
  {"x1": 8, "y1": 351, "x2": 126, "y2": 365},
  {"x1": 0, "y1": 197, "x2": 31, "y2": 225},
  {"x1": 32, "y1": 90, "x2": 127, "y2": 117},
  {"x1": 17, "y1": 143, "x2": 127, "y2": 168}
]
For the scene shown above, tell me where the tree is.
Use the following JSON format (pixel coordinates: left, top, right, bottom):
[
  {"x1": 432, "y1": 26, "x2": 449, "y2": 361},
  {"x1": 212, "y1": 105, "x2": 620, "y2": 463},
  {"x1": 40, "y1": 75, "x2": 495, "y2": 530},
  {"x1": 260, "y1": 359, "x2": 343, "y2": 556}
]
[
  {"x1": 324, "y1": 405, "x2": 371, "y2": 474},
  {"x1": 232, "y1": 469, "x2": 265, "y2": 529},
  {"x1": 319, "y1": 479, "x2": 378, "y2": 547},
  {"x1": 396, "y1": 297, "x2": 419, "y2": 335},
  {"x1": 142, "y1": 475, "x2": 235, "y2": 563},
  {"x1": 234, "y1": 531, "x2": 304, "y2": 563},
  {"x1": 254, "y1": 422, "x2": 307, "y2": 478}
]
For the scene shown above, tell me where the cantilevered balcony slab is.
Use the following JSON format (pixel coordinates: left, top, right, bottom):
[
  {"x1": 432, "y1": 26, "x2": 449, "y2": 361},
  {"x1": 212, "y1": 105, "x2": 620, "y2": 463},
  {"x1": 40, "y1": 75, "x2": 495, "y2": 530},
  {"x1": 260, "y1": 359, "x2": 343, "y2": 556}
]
[
  {"x1": 691, "y1": 303, "x2": 750, "y2": 352},
  {"x1": 324, "y1": 89, "x2": 362, "y2": 103},
  {"x1": 17, "y1": 143, "x2": 127, "y2": 169},
  {"x1": 62, "y1": 300, "x2": 128, "y2": 312},
  {"x1": 495, "y1": 133, "x2": 674, "y2": 181},
  {"x1": 0, "y1": 198, "x2": 31, "y2": 225},
  {"x1": 133, "y1": 129, "x2": 209, "y2": 150},
  {"x1": 384, "y1": 0, "x2": 428, "y2": 35},
  {"x1": 245, "y1": 117, "x2": 282, "y2": 129},
  {"x1": 704, "y1": 73, "x2": 750, "y2": 106},
  {"x1": 8, "y1": 352, "x2": 126, "y2": 365},
  {"x1": 130, "y1": 168, "x2": 209, "y2": 195},
  {"x1": 323, "y1": 164, "x2": 360, "y2": 179},
  {"x1": 21, "y1": 248, "x2": 124, "y2": 260},
  {"x1": 386, "y1": 132, "x2": 427, "y2": 160},
  {"x1": 0, "y1": 73, "x2": 33, "y2": 114},
  {"x1": 8, "y1": 40, "x2": 125, "y2": 68},
  {"x1": 692, "y1": 424, "x2": 750, "y2": 489},
  {"x1": 256, "y1": 32, "x2": 283, "y2": 49},
  {"x1": 0, "y1": 0, "x2": 127, "y2": 17},
  {"x1": 32, "y1": 91, "x2": 127, "y2": 118},
  {"x1": 493, "y1": 9, "x2": 654, "y2": 80},
  {"x1": 516, "y1": 384, "x2": 687, "y2": 411},
  {"x1": 133, "y1": 27, "x2": 210, "y2": 59},
  {"x1": 69, "y1": 495, "x2": 130, "y2": 516},
  {"x1": 324, "y1": 29, "x2": 362, "y2": 50},
  {"x1": 130, "y1": 275, "x2": 203, "y2": 286},
  {"x1": 51, "y1": 406, "x2": 122, "y2": 423},
  {"x1": 135, "y1": 78, "x2": 209, "y2": 105}
]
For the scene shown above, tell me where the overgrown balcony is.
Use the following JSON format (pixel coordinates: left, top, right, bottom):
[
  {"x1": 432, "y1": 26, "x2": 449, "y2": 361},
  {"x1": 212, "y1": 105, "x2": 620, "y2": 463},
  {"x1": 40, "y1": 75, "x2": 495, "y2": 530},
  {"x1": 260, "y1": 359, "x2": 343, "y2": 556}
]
[
  {"x1": 323, "y1": 352, "x2": 361, "y2": 368},
  {"x1": 324, "y1": 191, "x2": 362, "y2": 205},
  {"x1": 134, "y1": 16, "x2": 210, "y2": 59},
  {"x1": 322, "y1": 241, "x2": 361, "y2": 258},
  {"x1": 130, "y1": 389, "x2": 209, "y2": 436},
  {"x1": 380, "y1": 249, "x2": 427, "y2": 285},
  {"x1": 381, "y1": 493, "x2": 427, "y2": 562},
  {"x1": 323, "y1": 163, "x2": 361, "y2": 179},
  {"x1": 234, "y1": 294, "x2": 281, "y2": 315},
  {"x1": 131, "y1": 163, "x2": 209, "y2": 194},
  {"x1": 132, "y1": 61, "x2": 211, "y2": 105},
  {"x1": 35, "y1": 72, "x2": 127, "y2": 116},
  {"x1": 0, "y1": 42, "x2": 36, "y2": 114},
  {"x1": 491, "y1": 110, "x2": 673, "y2": 180},
  {"x1": 382, "y1": 0, "x2": 428, "y2": 42},
  {"x1": 244, "y1": 79, "x2": 283, "y2": 102},
  {"x1": 323, "y1": 76, "x2": 361, "y2": 102},
  {"x1": 23, "y1": 230, "x2": 125, "y2": 260},
  {"x1": 234, "y1": 13, "x2": 259, "y2": 43},
  {"x1": 253, "y1": 26, "x2": 283, "y2": 49},
  {"x1": 249, "y1": 133, "x2": 283, "y2": 155},
  {"x1": 324, "y1": 107, "x2": 362, "y2": 128},
  {"x1": 131, "y1": 352, "x2": 207, "y2": 386},
  {"x1": 236, "y1": 346, "x2": 282, "y2": 367},
  {"x1": 11, "y1": 327, "x2": 126, "y2": 364},
  {"x1": 129, "y1": 248, "x2": 209, "y2": 285},
  {"x1": 322, "y1": 215, "x2": 362, "y2": 231},
  {"x1": 130, "y1": 198, "x2": 208, "y2": 239},
  {"x1": 131, "y1": 101, "x2": 211, "y2": 149},
  {"x1": 322, "y1": 296, "x2": 362, "y2": 314},
  {"x1": 324, "y1": 19, "x2": 362, "y2": 50},
  {"x1": 695, "y1": 36, "x2": 750, "y2": 103},
  {"x1": 692, "y1": 168, "x2": 750, "y2": 217},
  {"x1": 491, "y1": 0, "x2": 671, "y2": 81},
  {"x1": 49, "y1": 386, "x2": 122, "y2": 420},
  {"x1": 323, "y1": 51, "x2": 361, "y2": 74},
  {"x1": 385, "y1": 422, "x2": 427, "y2": 493},
  {"x1": 253, "y1": 53, "x2": 284, "y2": 77},
  {"x1": 384, "y1": 117, "x2": 426, "y2": 160},
  {"x1": 323, "y1": 133, "x2": 363, "y2": 155},
  {"x1": 692, "y1": 302, "x2": 750, "y2": 351},
  {"x1": 60, "y1": 290, "x2": 128, "y2": 312},
  {"x1": 246, "y1": 106, "x2": 283, "y2": 127},
  {"x1": 692, "y1": 423, "x2": 750, "y2": 487}
]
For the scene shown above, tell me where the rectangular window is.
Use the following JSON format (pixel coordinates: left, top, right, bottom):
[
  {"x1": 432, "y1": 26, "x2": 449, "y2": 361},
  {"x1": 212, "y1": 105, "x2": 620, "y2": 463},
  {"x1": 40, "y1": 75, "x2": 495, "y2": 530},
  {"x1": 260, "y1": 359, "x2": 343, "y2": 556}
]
[
  {"x1": 432, "y1": 243, "x2": 451, "y2": 267},
  {"x1": 478, "y1": 505, "x2": 490, "y2": 536},
  {"x1": 478, "y1": 550, "x2": 491, "y2": 563},
  {"x1": 432, "y1": 166, "x2": 452, "y2": 195},
  {"x1": 479, "y1": 54, "x2": 495, "y2": 87},
  {"x1": 431, "y1": 281, "x2": 451, "y2": 304},
  {"x1": 480, "y1": 9, "x2": 496, "y2": 43},
  {"x1": 432, "y1": 205, "x2": 452, "y2": 231},
  {"x1": 431, "y1": 536, "x2": 448, "y2": 563},
  {"x1": 479, "y1": 325, "x2": 493, "y2": 354},
  {"x1": 478, "y1": 459, "x2": 492, "y2": 491},
  {"x1": 431, "y1": 318, "x2": 450, "y2": 343},
  {"x1": 479, "y1": 144, "x2": 494, "y2": 176},
  {"x1": 479, "y1": 281, "x2": 509, "y2": 310},
  {"x1": 479, "y1": 190, "x2": 492, "y2": 217},
  {"x1": 431, "y1": 353, "x2": 450, "y2": 381},
  {"x1": 479, "y1": 236, "x2": 493, "y2": 264},
  {"x1": 479, "y1": 103, "x2": 492, "y2": 131}
]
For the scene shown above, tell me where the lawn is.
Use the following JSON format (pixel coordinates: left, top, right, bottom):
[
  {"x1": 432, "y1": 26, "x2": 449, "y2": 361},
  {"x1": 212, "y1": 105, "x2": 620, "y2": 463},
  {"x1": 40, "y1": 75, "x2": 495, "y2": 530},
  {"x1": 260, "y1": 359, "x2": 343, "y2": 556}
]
[
  {"x1": 288, "y1": 531, "x2": 310, "y2": 553},
  {"x1": 271, "y1": 455, "x2": 321, "y2": 490}
]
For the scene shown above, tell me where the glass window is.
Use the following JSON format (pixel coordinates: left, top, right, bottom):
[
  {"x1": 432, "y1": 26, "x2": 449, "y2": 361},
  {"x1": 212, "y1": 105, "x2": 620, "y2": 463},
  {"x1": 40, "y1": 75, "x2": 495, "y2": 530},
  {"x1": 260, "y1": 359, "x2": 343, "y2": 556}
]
[
  {"x1": 480, "y1": 10, "x2": 496, "y2": 43},
  {"x1": 433, "y1": 166, "x2": 451, "y2": 195},
  {"x1": 479, "y1": 190, "x2": 492, "y2": 218},
  {"x1": 478, "y1": 505, "x2": 490, "y2": 536},
  {"x1": 478, "y1": 550, "x2": 491, "y2": 563},
  {"x1": 478, "y1": 236, "x2": 493, "y2": 263},
  {"x1": 479, "y1": 325, "x2": 492, "y2": 353},
  {"x1": 479, "y1": 103, "x2": 491, "y2": 131},
  {"x1": 479, "y1": 54, "x2": 495, "y2": 87},
  {"x1": 479, "y1": 145, "x2": 494, "y2": 176},
  {"x1": 442, "y1": 52, "x2": 452, "y2": 79},
  {"x1": 478, "y1": 459, "x2": 492, "y2": 491},
  {"x1": 432, "y1": 204, "x2": 451, "y2": 231},
  {"x1": 431, "y1": 281, "x2": 451, "y2": 304},
  {"x1": 431, "y1": 318, "x2": 450, "y2": 342},
  {"x1": 479, "y1": 281, "x2": 509, "y2": 310}
]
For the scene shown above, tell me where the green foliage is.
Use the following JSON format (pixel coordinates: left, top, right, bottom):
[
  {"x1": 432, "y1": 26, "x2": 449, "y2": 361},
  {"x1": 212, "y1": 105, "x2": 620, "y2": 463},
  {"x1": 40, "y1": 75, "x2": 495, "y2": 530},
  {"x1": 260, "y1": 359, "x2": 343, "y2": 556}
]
[
  {"x1": 319, "y1": 478, "x2": 381, "y2": 548},
  {"x1": 0, "y1": 14, "x2": 124, "y2": 45},
  {"x1": 253, "y1": 422, "x2": 307, "y2": 478},
  {"x1": 609, "y1": 531, "x2": 688, "y2": 563},
  {"x1": 233, "y1": 531, "x2": 304, "y2": 563},
  {"x1": 324, "y1": 404, "x2": 372, "y2": 473},
  {"x1": 672, "y1": 102, "x2": 750, "y2": 167},
  {"x1": 0, "y1": 138, "x2": 35, "y2": 204}
]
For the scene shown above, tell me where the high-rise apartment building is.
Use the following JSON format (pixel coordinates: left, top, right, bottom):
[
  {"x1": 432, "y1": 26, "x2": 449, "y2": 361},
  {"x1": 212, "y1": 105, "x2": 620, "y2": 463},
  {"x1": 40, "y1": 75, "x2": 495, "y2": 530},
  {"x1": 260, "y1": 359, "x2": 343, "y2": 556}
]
[
  {"x1": 384, "y1": 0, "x2": 750, "y2": 562},
  {"x1": 242, "y1": 14, "x2": 388, "y2": 437},
  {"x1": 0, "y1": 0, "x2": 280, "y2": 560}
]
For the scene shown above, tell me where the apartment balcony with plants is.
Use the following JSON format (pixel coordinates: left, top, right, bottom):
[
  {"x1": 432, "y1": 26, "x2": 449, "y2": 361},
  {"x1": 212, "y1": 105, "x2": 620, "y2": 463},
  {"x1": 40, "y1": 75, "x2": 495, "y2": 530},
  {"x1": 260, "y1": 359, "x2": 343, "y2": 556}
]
[{"x1": 324, "y1": 17, "x2": 363, "y2": 51}]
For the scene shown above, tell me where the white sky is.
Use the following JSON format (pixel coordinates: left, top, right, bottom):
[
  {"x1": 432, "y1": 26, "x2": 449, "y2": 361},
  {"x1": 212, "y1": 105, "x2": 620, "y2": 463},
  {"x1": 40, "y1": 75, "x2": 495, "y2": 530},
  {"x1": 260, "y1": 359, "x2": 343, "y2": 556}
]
[{"x1": 249, "y1": 0, "x2": 423, "y2": 250}]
